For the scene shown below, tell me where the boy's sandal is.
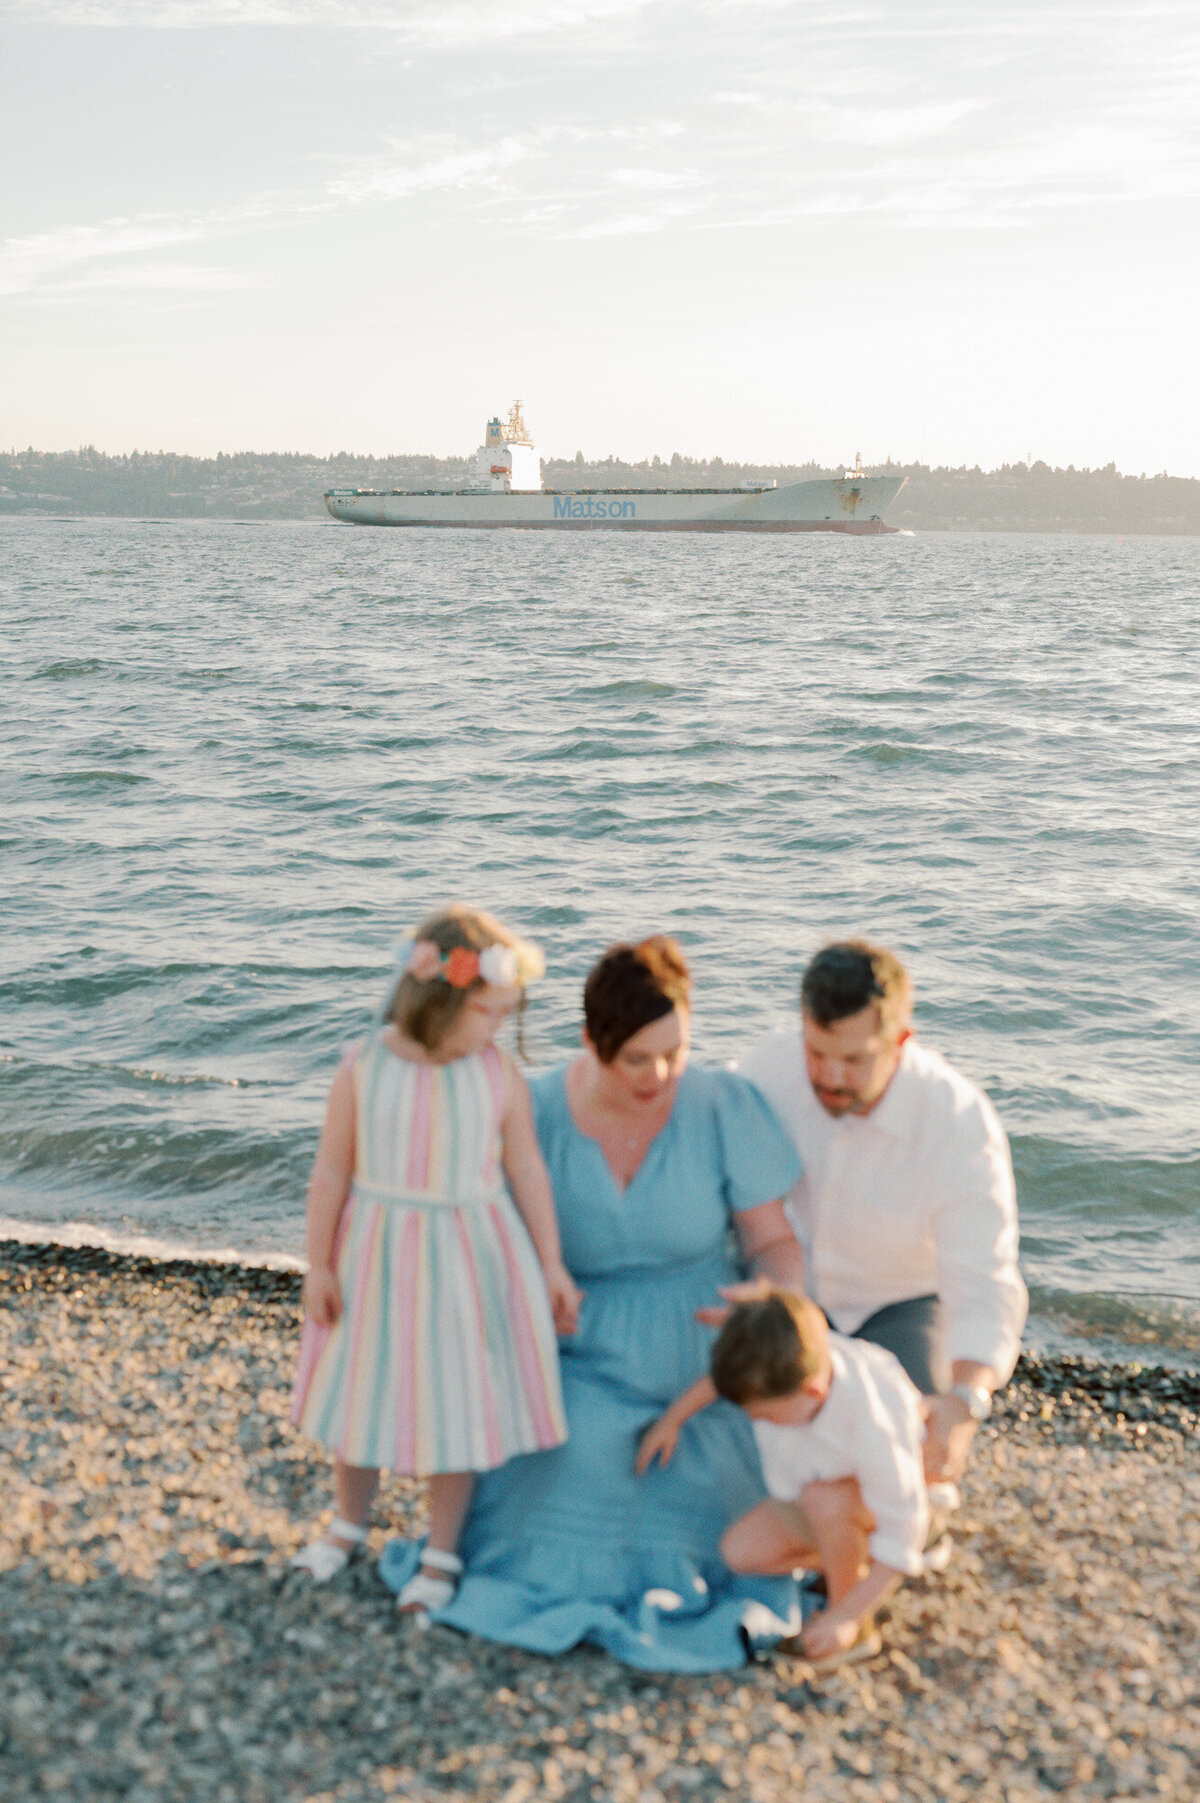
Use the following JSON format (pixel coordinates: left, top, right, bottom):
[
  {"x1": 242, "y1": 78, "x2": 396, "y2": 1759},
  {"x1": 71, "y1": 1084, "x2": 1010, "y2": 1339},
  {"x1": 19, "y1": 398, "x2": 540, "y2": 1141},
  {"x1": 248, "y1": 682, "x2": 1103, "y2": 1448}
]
[
  {"x1": 774, "y1": 1622, "x2": 884, "y2": 1671},
  {"x1": 288, "y1": 1518, "x2": 367, "y2": 1583},
  {"x1": 396, "y1": 1547, "x2": 464, "y2": 1618},
  {"x1": 805, "y1": 1624, "x2": 884, "y2": 1673}
]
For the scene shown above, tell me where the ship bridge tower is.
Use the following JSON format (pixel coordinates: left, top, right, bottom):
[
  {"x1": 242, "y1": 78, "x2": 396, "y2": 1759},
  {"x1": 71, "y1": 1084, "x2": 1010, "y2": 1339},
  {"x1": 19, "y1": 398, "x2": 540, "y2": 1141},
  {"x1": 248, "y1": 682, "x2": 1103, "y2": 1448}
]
[{"x1": 473, "y1": 400, "x2": 543, "y2": 492}]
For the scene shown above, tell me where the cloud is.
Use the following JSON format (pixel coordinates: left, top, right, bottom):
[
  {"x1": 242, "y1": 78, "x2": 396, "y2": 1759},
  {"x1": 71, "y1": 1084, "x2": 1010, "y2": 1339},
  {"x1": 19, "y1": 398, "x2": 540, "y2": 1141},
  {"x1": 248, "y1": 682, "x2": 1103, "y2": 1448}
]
[
  {"x1": 607, "y1": 167, "x2": 697, "y2": 191},
  {"x1": 326, "y1": 136, "x2": 541, "y2": 205},
  {"x1": 559, "y1": 198, "x2": 704, "y2": 240},
  {"x1": 50, "y1": 262, "x2": 271, "y2": 292},
  {"x1": 12, "y1": 0, "x2": 657, "y2": 39},
  {"x1": 0, "y1": 132, "x2": 547, "y2": 299},
  {"x1": 0, "y1": 219, "x2": 208, "y2": 297}
]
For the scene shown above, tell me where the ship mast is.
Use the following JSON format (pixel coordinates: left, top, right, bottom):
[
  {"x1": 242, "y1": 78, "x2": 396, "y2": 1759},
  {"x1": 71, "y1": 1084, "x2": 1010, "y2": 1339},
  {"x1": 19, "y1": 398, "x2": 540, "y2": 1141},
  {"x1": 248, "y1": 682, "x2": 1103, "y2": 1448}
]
[{"x1": 503, "y1": 400, "x2": 533, "y2": 446}]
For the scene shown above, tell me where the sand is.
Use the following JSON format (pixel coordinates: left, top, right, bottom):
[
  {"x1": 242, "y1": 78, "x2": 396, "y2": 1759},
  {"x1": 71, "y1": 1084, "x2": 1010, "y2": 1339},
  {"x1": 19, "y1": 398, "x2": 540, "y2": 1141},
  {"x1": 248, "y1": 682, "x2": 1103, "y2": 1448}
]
[{"x1": 2, "y1": 1238, "x2": 1198, "y2": 1803}]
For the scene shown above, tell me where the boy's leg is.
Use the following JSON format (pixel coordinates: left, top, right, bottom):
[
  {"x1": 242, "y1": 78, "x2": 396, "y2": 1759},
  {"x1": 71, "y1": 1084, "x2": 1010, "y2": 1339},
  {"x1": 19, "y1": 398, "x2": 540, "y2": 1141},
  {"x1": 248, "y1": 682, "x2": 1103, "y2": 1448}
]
[
  {"x1": 800, "y1": 1476, "x2": 875, "y2": 1606},
  {"x1": 721, "y1": 1499, "x2": 818, "y2": 1576}
]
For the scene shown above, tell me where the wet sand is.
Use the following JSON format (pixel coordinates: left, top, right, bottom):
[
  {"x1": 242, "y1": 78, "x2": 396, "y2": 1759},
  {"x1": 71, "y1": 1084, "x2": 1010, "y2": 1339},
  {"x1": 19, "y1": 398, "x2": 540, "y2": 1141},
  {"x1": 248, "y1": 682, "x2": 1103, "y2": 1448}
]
[{"x1": 3, "y1": 1239, "x2": 1198, "y2": 1803}]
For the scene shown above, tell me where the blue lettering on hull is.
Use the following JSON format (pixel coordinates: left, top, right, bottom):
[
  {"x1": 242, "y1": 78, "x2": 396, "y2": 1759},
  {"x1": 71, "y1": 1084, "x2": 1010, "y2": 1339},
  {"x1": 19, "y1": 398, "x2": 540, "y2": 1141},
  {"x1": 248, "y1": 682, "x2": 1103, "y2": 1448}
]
[{"x1": 552, "y1": 497, "x2": 636, "y2": 520}]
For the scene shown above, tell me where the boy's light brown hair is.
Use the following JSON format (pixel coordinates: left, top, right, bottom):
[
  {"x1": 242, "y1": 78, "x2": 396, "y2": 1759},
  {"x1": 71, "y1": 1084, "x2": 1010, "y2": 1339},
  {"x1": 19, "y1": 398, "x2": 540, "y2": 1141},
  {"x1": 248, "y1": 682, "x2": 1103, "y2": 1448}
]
[{"x1": 710, "y1": 1288, "x2": 829, "y2": 1405}]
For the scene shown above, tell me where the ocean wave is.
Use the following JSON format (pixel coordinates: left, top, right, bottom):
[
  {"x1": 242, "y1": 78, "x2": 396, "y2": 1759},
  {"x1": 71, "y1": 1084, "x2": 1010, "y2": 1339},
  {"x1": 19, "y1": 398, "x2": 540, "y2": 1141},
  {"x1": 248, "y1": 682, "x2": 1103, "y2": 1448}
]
[{"x1": 2, "y1": 517, "x2": 1198, "y2": 1340}]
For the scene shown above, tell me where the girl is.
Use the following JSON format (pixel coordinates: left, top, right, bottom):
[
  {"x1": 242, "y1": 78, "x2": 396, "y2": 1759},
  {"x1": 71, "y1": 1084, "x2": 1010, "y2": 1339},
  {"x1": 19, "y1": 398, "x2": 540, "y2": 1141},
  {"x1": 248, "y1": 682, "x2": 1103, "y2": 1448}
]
[{"x1": 289, "y1": 903, "x2": 580, "y2": 1615}]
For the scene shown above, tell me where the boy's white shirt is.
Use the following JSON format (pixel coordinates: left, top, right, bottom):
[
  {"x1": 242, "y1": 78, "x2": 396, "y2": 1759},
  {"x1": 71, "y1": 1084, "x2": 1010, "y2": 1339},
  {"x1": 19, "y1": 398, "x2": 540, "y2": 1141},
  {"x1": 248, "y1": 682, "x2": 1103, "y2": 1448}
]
[
  {"x1": 752, "y1": 1332, "x2": 930, "y2": 1577},
  {"x1": 739, "y1": 1031, "x2": 1027, "y2": 1380}
]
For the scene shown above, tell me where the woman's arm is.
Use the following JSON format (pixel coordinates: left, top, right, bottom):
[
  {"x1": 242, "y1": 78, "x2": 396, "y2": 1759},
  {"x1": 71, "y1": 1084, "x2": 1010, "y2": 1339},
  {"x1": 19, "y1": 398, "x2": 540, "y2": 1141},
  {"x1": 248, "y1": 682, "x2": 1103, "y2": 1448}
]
[
  {"x1": 302, "y1": 1059, "x2": 357, "y2": 1326},
  {"x1": 696, "y1": 1201, "x2": 808, "y2": 1327},
  {"x1": 735, "y1": 1198, "x2": 807, "y2": 1290},
  {"x1": 501, "y1": 1062, "x2": 582, "y2": 1335}
]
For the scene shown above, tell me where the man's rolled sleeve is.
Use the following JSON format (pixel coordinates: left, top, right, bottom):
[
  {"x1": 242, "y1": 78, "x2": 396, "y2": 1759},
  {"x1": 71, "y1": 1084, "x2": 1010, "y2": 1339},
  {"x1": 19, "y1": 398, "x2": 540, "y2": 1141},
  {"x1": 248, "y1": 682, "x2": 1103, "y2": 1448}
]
[
  {"x1": 935, "y1": 1095, "x2": 1028, "y2": 1381},
  {"x1": 859, "y1": 1383, "x2": 929, "y2": 1578}
]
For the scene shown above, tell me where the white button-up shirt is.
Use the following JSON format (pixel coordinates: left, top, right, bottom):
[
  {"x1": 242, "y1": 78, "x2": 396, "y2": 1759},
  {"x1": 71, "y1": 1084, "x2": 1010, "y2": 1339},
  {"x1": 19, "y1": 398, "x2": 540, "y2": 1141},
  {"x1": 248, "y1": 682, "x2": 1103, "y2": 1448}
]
[
  {"x1": 753, "y1": 1333, "x2": 930, "y2": 1577},
  {"x1": 739, "y1": 1031, "x2": 1027, "y2": 1380}
]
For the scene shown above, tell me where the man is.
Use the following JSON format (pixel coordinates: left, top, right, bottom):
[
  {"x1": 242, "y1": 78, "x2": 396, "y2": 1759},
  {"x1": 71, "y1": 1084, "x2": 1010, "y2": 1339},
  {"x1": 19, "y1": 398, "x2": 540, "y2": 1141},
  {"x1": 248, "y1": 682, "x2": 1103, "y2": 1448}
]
[{"x1": 739, "y1": 939, "x2": 1027, "y2": 1484}]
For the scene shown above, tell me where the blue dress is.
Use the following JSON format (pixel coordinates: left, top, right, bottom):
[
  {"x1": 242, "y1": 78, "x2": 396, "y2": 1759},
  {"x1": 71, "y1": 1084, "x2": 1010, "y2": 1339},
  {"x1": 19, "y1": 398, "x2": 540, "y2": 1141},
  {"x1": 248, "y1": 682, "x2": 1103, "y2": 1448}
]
[{"x1": 384, "y1": 1063, "x2": 806, "y2": 1671}]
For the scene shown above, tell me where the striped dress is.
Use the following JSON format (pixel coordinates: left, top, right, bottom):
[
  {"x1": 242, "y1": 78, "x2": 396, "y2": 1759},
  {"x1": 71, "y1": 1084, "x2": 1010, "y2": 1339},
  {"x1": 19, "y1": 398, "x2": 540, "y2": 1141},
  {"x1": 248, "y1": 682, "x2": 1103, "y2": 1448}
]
[{"x1": 291, "y1": 1035, "x2": 567, "y2": 1475}]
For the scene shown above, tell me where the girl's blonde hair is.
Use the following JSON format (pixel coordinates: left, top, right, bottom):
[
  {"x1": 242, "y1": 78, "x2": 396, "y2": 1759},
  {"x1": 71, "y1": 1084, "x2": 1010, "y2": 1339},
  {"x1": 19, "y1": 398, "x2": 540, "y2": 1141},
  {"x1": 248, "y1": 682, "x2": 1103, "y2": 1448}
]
[{"x1": 384, "y1": 903, "x2": 540, "y2": 1056}]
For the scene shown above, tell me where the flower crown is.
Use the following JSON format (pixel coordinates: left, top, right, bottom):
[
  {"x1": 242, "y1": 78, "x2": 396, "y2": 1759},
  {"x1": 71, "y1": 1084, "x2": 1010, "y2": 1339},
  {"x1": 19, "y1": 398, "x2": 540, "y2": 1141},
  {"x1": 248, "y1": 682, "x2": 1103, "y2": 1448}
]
[{"x1": 394, "y1": 932, "x2": 545, "y2": 990}]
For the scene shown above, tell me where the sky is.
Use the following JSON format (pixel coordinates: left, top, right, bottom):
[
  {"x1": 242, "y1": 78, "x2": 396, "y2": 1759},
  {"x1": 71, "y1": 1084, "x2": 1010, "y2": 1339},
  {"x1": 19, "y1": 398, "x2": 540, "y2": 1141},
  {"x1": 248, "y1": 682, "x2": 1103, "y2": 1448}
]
[{"x1": 2, "y1": 0, "x2": 1199, "y2": 472}]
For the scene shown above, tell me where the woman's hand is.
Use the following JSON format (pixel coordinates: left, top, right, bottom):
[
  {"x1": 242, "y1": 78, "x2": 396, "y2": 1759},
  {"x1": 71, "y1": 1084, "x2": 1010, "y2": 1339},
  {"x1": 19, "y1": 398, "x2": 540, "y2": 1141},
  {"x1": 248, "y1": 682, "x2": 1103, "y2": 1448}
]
[
  {"x1": 543, "y1": 1261, "x2": 583, "y2": 1335},
  {"x1": 635, "y1": 1413, "x2": 680, "y2": 1474},
  {"x1": 303, "y1": 1264, "x2": 342, "y2": 1328}
]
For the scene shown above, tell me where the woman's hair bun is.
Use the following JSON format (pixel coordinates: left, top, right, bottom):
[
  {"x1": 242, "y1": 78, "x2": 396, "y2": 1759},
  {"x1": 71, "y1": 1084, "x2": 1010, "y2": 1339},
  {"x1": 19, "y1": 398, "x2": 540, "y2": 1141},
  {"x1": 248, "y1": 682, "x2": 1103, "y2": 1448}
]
[{"x1": 583, "y1": 935, "x2": 691, "y2": 1064}]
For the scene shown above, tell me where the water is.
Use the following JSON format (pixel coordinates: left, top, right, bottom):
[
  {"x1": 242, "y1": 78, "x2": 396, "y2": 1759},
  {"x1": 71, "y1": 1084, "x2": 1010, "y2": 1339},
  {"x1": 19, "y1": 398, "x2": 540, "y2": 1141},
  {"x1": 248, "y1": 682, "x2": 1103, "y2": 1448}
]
[{"x1": 2, "y1": 516, "x2": 1198, "y2": 1363}]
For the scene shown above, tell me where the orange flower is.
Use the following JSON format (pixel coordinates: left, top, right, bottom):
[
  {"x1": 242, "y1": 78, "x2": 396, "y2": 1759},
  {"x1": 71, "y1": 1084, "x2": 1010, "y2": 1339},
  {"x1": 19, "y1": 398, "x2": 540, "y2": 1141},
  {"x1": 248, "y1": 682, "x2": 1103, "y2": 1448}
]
[{"x1": 443, "y1": 947, "x2": 480, "y2": 988}]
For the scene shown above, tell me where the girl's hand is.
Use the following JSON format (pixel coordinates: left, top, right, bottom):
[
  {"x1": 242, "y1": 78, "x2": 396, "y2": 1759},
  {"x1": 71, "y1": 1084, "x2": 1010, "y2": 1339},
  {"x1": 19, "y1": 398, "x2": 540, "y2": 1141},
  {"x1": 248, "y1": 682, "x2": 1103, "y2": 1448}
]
[
  {"x1": 303, "y1": 1265, "x2": 343, "y2": 1328},
  {"x1": 801, "y1": 1611, "x2": 860, "y2": 1662},
  {"x1": 635, "y1": 1413, "x2": 680, "y2": 1475},
  {"x1": 544, "y1": 1261, "x2": 583, "y2": 1336}
]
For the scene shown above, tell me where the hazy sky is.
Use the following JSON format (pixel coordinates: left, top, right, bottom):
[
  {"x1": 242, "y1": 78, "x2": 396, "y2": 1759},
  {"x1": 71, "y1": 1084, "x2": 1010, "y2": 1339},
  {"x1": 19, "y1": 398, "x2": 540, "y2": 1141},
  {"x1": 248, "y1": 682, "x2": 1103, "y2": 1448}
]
[{"x1": 3, "y1": 1, "x2": 1198, "y2": 471}]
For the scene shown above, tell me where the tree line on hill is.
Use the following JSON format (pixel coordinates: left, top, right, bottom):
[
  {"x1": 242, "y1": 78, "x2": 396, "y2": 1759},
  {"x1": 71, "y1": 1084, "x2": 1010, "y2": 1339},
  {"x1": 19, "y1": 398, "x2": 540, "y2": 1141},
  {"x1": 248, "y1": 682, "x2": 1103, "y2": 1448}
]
[{"x1": 1, "y1": 446, "x2": 1197, "y2": 533}]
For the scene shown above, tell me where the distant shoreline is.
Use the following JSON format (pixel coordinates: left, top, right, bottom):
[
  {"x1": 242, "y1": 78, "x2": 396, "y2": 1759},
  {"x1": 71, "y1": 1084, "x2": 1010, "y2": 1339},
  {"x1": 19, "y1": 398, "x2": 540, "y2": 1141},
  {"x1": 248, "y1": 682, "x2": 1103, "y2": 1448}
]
[{"x1": 4, "y1": 449, "x2": 1200, "y2": 534}]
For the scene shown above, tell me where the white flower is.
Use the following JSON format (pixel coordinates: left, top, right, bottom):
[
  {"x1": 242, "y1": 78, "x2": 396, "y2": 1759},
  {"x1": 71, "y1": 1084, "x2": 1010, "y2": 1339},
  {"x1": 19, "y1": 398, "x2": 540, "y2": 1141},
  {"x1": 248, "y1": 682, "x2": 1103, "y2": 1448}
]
[{"x1": 478, "y1": 944, "x2": 519, "y2": 987}]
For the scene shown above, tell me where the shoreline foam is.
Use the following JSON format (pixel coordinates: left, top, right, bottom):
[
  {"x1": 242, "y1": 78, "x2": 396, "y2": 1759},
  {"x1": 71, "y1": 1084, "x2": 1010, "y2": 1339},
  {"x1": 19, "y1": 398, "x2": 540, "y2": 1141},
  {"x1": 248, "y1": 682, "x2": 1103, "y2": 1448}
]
[{"x1": 3, "y1": 1214, "x2": 1197, "y2": 1373}]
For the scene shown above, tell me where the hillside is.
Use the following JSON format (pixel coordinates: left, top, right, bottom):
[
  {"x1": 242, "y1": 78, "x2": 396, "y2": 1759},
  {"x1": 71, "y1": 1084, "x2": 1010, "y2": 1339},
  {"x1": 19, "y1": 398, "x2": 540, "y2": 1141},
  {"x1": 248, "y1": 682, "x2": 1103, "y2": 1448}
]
[{"x1": 2, "y1": 447, "x2": 1197, "y2": 534}]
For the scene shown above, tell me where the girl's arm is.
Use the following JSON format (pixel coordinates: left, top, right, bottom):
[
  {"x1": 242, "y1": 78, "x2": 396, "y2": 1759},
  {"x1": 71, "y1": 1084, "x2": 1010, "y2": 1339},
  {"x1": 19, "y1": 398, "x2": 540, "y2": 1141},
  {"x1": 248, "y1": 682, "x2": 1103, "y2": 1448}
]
[
  {"x1": 500, "y1": 1061, "x2": 582, "y2": 1335},
  {"x1": 635, "y1": 1376, "x2": 717, "y2": 1474},
  {"x1": 302, "y1": 1057, "x2": 357, "y2": 1327}
]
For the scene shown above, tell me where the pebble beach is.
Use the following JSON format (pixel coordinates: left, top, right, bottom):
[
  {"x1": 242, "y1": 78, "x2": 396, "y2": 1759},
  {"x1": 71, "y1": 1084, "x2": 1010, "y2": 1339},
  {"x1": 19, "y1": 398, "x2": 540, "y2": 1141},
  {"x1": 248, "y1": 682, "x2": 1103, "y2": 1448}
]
[{"x1": 3, "y1": 1239, "x2": 1198, "y2": 1803}]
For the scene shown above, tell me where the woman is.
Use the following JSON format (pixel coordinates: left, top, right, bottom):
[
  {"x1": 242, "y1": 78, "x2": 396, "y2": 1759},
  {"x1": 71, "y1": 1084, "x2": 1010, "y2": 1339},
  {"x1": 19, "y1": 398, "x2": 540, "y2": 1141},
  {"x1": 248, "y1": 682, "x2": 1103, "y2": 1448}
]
[{"x1": 385, "y1": 936, "x2": 810, "y2": 1670}]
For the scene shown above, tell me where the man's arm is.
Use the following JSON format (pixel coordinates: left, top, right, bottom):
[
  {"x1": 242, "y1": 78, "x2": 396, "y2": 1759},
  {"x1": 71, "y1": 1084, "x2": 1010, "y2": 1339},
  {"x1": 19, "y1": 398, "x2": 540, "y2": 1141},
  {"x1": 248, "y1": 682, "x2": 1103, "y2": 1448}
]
[{"x1": 927, "y1": 1094, "x2": 1027, "y2": 1477}]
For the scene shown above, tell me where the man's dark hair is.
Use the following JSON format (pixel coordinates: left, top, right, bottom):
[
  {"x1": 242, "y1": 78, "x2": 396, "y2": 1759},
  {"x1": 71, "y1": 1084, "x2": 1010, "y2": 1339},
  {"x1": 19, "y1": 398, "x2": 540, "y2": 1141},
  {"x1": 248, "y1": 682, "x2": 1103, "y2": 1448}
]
[{"x1": 800, "y1": 939, "x2": 912, "y2": 1036}]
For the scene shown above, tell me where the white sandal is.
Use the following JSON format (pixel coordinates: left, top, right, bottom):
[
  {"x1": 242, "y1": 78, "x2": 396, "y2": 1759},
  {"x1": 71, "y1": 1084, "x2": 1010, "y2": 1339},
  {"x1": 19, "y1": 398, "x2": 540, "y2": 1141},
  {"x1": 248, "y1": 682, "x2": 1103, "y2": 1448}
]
[
  {"x1": 397, "y1": 1546, "x2": 463, "y2": 1618},
  {"x1": 288, "y1": 1518, "x2": 367, "y2": 1582}
]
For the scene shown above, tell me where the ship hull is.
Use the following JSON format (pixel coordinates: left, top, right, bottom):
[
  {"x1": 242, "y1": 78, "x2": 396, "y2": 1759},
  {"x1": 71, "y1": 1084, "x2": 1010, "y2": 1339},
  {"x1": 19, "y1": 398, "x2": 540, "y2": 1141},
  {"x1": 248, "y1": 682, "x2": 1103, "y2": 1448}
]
[{"x1": 324, "y1": 475, "x2": 906, "y2": 533}]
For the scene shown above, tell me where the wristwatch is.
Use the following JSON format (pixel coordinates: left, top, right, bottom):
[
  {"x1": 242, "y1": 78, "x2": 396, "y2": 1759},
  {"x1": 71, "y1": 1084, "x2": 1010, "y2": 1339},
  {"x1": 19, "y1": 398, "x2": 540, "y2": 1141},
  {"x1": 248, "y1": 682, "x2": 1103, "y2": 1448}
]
[{"x1": 950, "y1": 1383, "x2": 993, "y2": 1422}]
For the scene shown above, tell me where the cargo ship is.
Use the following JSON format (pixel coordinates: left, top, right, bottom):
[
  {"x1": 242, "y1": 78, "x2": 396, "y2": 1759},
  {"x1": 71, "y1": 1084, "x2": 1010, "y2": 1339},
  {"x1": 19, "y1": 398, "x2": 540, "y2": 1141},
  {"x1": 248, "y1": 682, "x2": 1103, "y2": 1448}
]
[{"x1": 324, "y1": 403, "x2": 906, "y2": 534}]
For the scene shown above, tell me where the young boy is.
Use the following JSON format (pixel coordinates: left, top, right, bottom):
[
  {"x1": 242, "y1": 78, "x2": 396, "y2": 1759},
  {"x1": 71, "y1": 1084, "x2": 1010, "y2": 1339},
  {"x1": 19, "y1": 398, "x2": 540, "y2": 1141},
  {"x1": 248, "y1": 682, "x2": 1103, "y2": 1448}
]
[{"x1": 637, "y1": 1285, "x2": 930, "y2": 1668}]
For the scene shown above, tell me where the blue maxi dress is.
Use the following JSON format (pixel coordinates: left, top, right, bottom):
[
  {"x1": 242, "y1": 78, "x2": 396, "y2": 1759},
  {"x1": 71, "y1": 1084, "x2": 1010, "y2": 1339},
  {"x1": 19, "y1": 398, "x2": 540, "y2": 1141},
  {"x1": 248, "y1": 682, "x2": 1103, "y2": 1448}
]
[{"x1": 384, "y1": 1063, "x2": 806, "y2": 1670}]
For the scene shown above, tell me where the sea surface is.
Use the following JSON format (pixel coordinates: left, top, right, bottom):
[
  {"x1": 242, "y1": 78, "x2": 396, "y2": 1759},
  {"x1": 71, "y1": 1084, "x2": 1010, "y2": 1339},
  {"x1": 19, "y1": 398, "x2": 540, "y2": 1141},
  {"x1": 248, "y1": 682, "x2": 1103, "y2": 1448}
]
[{"x1": 2, "y1": 516, "x2": 1198, "y2": 1364}]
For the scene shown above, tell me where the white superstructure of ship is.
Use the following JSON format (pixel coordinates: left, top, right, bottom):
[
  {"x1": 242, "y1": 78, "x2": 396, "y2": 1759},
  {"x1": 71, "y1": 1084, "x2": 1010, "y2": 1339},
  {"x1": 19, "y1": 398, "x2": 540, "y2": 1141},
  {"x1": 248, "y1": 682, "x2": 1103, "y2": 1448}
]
[{"x1": 325, "y1": 403, "x2": 906, "y2": 534}]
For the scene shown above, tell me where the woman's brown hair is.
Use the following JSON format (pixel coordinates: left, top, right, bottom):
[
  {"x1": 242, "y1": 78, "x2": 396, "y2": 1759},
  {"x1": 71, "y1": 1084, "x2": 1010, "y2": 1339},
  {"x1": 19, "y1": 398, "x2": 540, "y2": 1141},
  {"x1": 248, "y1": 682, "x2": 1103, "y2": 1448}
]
[
  {"x1": 582, "y1": 935, "x2": 691, "y2": 1063},
  {"x1": 384, "y1": 904, "x2": 535, "y2": 1056}
]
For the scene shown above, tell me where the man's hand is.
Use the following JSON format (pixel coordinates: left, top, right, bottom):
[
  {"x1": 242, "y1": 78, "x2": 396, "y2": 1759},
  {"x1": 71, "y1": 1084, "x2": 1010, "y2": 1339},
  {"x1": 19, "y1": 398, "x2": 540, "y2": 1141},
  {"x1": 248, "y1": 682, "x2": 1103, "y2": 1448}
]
[
  {"x1": 922, "y1": 1393, "x2": 977, "y2": 1484},
  {"x1": 635, "y1": 1413, "x2": 682, "y2": 1475},
  {"x1": 303, "y1": 1265, "x2": 342, "y2": 1328},
  {"x1": 694, "y1": 1276, "x2": 775, "y2": 1329}
]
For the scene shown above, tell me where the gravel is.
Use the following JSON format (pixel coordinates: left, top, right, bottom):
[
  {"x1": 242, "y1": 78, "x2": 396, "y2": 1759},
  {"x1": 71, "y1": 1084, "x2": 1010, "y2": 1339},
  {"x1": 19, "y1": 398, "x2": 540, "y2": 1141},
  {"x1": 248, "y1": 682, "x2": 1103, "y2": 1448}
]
[{"x1": 3, "y1": 1238, "x2": 1198, "y2": 1802}]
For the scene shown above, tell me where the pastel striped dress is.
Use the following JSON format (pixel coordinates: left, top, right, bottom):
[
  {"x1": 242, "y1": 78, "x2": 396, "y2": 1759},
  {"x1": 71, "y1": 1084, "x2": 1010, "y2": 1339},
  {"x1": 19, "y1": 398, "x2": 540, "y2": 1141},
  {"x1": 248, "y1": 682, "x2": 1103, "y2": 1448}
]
[{"x1": 291, "y1": 1035, "x2": 567, "y2": 1475}]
